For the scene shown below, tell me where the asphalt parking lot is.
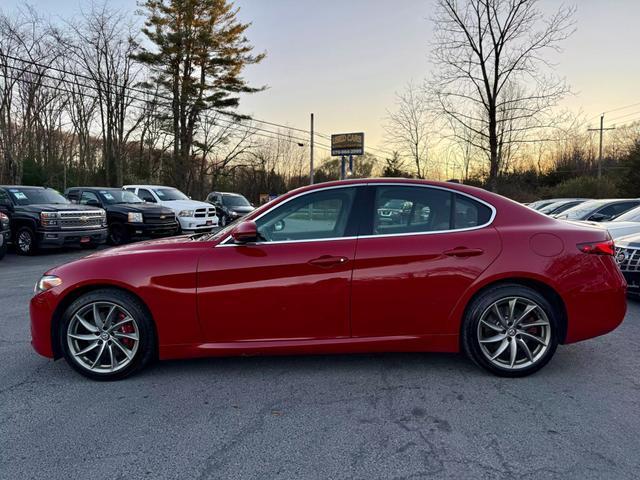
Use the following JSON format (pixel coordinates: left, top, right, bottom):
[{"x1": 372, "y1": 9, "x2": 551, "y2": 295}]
[{"x1": 1, "y1": 248, "x2": 640, "y2": 480}]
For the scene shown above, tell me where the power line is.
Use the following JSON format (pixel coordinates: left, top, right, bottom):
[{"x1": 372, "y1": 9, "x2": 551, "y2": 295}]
[
  {"x1": 607, "y1": 109, "x2": 640, "y2": 124},
  {"x1": 0, "y1": 70, "x2": 333, "y2": 153},
  {"x1": 2, "y1": 53, "x2": 326, "y2": 140},
  {"x1": 603, "y1": 101, "x2": 640, "y2": 115},
  {"x1": 2, "y1": 54, "x2": 399, "y2": 158},
  {"x1": 0, "y1": 62, "x2": 334, "y2": 152}
]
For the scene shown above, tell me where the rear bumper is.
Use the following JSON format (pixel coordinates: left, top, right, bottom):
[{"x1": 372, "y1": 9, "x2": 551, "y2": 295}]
[
  {"x1": 37, "y1": 228, "x2": 108, "y2": 248},
  {"x1": 563, "y1": 257, "x2": 627, "y2": 344}
]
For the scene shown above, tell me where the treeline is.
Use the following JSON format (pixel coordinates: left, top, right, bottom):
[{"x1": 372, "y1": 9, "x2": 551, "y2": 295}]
[
  {"x1": 2, "y1": 2, "x2": 640, "y2": 204},
  {"x1": 0, "y1": 2, "x2": 338, "y2": 202}
]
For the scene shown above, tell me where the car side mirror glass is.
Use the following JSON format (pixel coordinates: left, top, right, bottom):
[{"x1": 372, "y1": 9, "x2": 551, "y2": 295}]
[
  {"x1": 232, "y1": 221, "x2": 259, "y2": 243},
  {"x1": 274, "y1": 220, "x2": 285, "y2": 232}
]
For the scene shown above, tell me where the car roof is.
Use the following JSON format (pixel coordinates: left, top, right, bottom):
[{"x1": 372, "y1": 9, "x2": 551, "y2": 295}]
[
  {"x1": 0, "y1": 185, "x2": 47, "y2": 189},
  {"x1": 66, "y1": 187, "x2": 119, "y2": 191},
  {"x1": 123, "y1": 185, "x2": 173, "y2": 189}
]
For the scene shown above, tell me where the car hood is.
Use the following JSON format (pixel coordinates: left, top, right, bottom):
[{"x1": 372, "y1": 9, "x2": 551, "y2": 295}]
[
  {"x1": 158, "y1": 199, "x2": 212, "y2": 211},
  {"x1": 106, "y1": 203, "x2": 174, "y2": 215},
  {"x1": 47, "y1": 234, "x2": 217, "y2": 278},
  {"x1": 616, "y1": 232, "x2": 640, "y2": 248},
  {"x1": 16, "y1": 203, "x2": 103, "y2": 213},
  {"x1": 87, "y1": 235, "x2": 212, "y2": 258},
  {"x1": 574, "y1": 220, "x2": 640, "y2": 239}
]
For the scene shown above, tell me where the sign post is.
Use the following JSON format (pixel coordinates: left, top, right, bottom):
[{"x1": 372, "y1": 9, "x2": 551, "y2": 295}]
[{"x1": 331, "y1": 132, "x2": 364, "y2": 180}]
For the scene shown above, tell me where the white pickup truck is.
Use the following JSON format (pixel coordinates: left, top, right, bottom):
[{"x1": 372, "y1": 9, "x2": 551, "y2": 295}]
[{"x1": 123, "y1": 185, "x2": 218, "y2": 233}]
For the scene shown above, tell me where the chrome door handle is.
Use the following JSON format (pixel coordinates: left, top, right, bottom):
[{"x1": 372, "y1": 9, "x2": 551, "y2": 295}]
[
  {"x1": 308, "y1": 255, "x2": 349, "y2": 268},
  {"x1": 443, "y1": 247, "x2": 484, "y2": 258}
]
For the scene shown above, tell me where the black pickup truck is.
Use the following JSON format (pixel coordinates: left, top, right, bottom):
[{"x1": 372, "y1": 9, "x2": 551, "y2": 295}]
[
  {"x1": 65, "y1": 187, "x2": 179, "y2": 245},
  {"x1": 0, "y1": 186, "x2": 108, "y2": 255},
  {"x1": 0, "y1": 211, "x2": 10, "y2": 259}
]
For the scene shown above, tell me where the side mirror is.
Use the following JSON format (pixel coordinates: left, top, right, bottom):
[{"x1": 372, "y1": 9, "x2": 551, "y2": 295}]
[
  {"x1": 86, "y1": 199, "x2": 100, "y2": 207},
  {"x1": 232, "y1": 220, "x2": 259, "y2": 243}
]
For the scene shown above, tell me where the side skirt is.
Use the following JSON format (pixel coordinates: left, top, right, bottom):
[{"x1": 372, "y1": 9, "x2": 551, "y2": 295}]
[{"x1": 159, "y1": 334, "x2": 459, "y2": 360}]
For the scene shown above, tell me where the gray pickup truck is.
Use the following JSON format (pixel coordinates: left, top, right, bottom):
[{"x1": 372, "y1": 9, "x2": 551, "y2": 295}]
[{"x1": 0, "y1": 186, "x2": 108, "y2": 255}]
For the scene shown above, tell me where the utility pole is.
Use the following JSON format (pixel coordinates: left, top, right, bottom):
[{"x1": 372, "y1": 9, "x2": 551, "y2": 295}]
[
  {"x1": 310, "y1": 113, "x2": 314, "y2": 184},
  {"x1": 588, "y1": 114, "x2": 616, "y2": 180}
]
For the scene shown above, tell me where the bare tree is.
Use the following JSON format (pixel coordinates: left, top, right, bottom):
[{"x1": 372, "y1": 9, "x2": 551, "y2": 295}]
[
  {"x1": 63, "y1": 3, "x2": 142, "y2": 186},
  {"x1": 430, "y1": 0, "x2": 575, "y2": 191},
  {"x1": 384, "y1": 82, "x2": 432, "y2": 178},
  {"x1": 0, "y1": 7, "x2": 54, "y2": 183}
]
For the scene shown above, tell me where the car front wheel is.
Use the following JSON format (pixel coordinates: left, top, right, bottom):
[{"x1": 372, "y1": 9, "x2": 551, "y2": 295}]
[
  {"x1": 461, "y1": 284, "x2": 559, "y2": 377},
  {"x1": 108, "y1": 223, "x2": 130, "y2": 245},
  {"x1": 59, "y1": 289, "x2": 156, "y2": 380},
  {"x1": 15, "y1": 226, "x2": 37, "y2": 256}
]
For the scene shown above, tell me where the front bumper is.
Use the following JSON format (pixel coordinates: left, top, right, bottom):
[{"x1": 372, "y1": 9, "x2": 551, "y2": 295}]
[
  {"x1": 30, "y1": 290, "x2": 56, "y2": 358},
  {"x1": 126, "y1": 221, "x2": 180, "y2": 238},
  {"x1": 37, "y1": 228, "x2": 108, "y2": 248},
  {"x1": 177, "y1": 216, "x2": 218, "y2": 232},
  {"x1": 621, "y1": 272, "x2": 640, "y2": 296}
]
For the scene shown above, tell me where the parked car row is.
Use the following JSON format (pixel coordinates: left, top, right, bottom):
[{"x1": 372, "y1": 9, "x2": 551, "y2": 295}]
[
  {"x1": 528, "y1": 197, "x2": 640, "y2": 239},
  {"x1": 0, "y1": 184, "x2": 256, "y2": 257}
]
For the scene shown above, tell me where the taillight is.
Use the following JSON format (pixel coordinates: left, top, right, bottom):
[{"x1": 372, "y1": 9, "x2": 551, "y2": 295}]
[{"x1": 577, "y1": 239, "x2": 615, "y2": 256}]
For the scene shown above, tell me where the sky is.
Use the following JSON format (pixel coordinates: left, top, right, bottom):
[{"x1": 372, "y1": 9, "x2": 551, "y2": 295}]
[{"x1": 3, "y1": 0, "x2": 640, "y2": 155}]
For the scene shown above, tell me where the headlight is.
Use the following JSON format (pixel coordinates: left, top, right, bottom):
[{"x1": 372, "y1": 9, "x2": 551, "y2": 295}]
[
  {"x1": 127, "y1": 212, "x2": 144, "y2": 223},
  {"x1": 40, "y1": 211, "x2": 59, "y2": 226},
  {"x1": 34, "y1": 275, "x2": 62, "y2": 295},
  {"x1": 178, "y1": 210, "x2": 195, "y2": 217}
]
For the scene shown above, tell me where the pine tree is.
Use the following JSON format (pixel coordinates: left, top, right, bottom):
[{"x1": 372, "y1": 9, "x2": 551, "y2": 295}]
[{"x1": 136, "y1": 0, "x2": 265, "y2": 192}]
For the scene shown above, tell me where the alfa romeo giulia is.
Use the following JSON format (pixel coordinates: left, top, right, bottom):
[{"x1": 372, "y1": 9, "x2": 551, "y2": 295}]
[{"x1": 30, "y1": 179, "x2": 627, "y2": 380}]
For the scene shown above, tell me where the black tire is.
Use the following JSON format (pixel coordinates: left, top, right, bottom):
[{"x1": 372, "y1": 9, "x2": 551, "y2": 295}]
[
  {"x1": 15, "y1": 226, "x2": 37, "y2": 256},
  {"x1": 59, "y1": 288, "x2": 156, "y2": 381},
  {"x1": 461, "y1": 284, "x2": 559, "y2": 377},
  {"x1": 108, "y1": 223, "x2": 130, "y2": 246}
]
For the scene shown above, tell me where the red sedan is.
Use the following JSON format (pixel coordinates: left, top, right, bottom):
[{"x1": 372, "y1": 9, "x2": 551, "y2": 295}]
[{"x1": 30, "y1": 179, "x2": 626, "y2": 380}]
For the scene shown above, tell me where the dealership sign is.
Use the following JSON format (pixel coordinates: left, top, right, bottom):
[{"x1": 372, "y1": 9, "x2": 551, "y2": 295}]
[{"x1": 331, "y1": 132, "x2": 364, "y2": 156}]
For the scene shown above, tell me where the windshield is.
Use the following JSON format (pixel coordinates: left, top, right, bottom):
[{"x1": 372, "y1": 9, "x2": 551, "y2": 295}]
[
  {"x1": 8, "y1": 188, "x2": 68, "y2": 206},
  {"x1": 539, "y1": 202, "x2": 565, "y2": 214},
  {"x1": 613, "y1": 206, "x2": 640, "y2": 223},
  {"x1": 223, "y1": 194, "x2": 251, "y2": 207},
  {"x1": 99, "y1": 190, "x2": 143, "y2": 205},
  {"x1": 153, "y1": 188, "x2": 189, "y2": 201},
  {"x1": 560, "y1": 200, "x2": 606, "y2": 220}
]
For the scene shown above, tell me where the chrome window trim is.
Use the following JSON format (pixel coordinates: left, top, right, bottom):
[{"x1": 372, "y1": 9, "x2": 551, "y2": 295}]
[{"x1": 215, "y1": 182, "x2": 497, "y2": 247}]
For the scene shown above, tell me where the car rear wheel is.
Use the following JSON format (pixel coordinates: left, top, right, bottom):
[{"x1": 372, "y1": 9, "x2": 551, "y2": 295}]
[
  {"x1": 59, "y1": 289, "x2": 156, "y2": 380},
  {"x1": 15, "y1": 226, "x2": 37, "y2": 256},
  {"x1": 461, "y1": 284, "x2": 559, "y2": 377}
]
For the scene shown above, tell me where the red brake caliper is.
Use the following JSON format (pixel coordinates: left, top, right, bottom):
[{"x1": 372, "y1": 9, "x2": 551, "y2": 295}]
[{"x1": 117, "y1": 312, "x2": 135, "y2": 348}]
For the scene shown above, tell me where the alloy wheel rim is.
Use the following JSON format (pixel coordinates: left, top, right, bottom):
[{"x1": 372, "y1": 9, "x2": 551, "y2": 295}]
[
  {"x1": 476, "y1": 296, "x2": 551, "y2": 370},
  {"x1": 18, "y1": 231, "x2": 31, "y2": 252},
  {"x1": 67, "y1": 301, "x2": 140, "y2": 374}
]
